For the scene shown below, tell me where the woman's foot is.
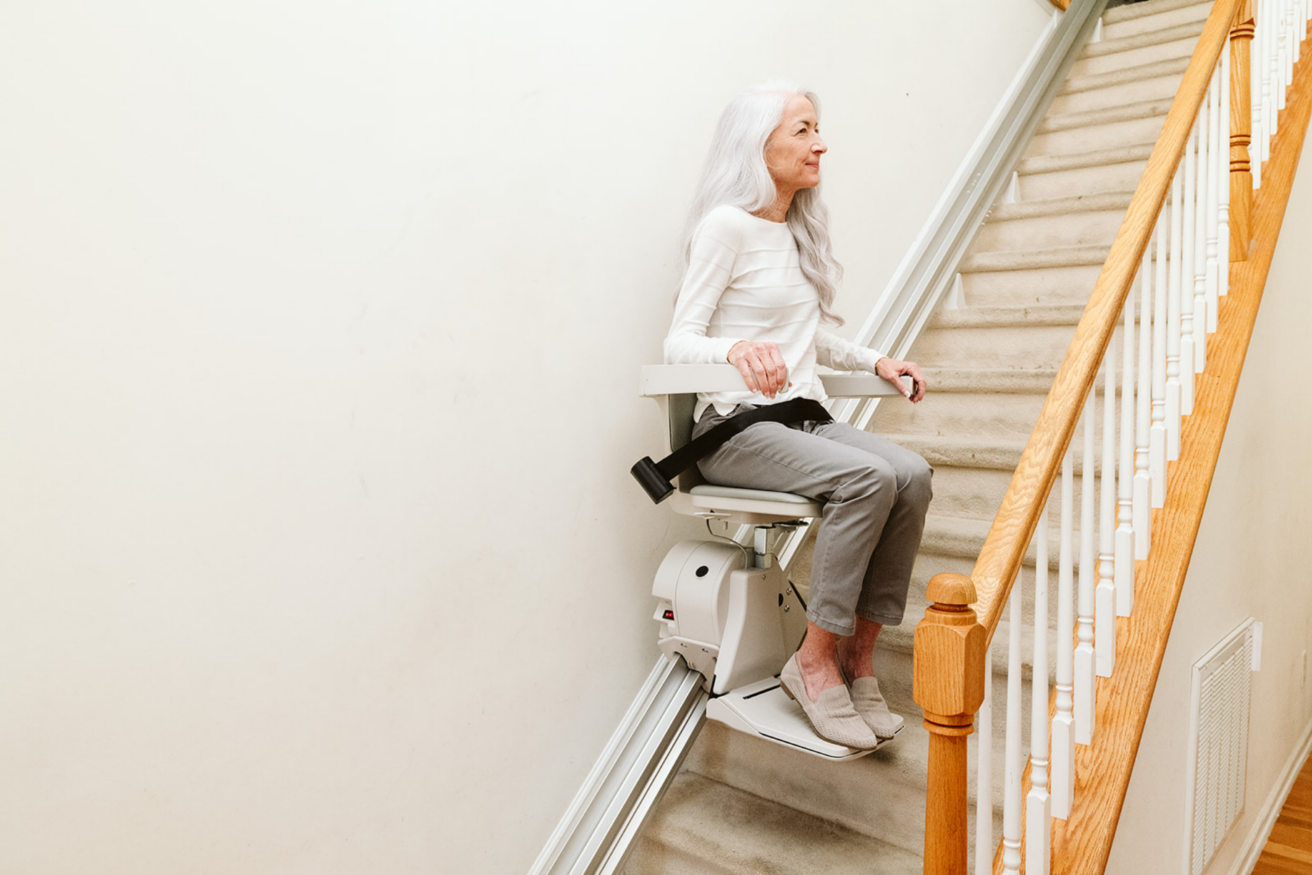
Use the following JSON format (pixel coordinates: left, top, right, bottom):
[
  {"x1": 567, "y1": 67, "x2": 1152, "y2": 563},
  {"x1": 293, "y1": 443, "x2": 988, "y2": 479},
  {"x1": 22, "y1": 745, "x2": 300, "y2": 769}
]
[
  {"x1": 779, "y1": 655, "x2": 879, "y2": 749},
  {"x1": 837, "y1": 619, "x2": 904, "y2": 739},
  {"x1": 845, "y1": 674, "x2": 904, "y2": 739}
]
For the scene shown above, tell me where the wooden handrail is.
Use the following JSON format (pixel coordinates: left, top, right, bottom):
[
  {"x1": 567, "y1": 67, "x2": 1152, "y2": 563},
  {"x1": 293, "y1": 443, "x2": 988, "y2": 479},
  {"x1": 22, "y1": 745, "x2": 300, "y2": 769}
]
[{"x1": 965, "y1": 0, "x2": 1242, "y2": 648}]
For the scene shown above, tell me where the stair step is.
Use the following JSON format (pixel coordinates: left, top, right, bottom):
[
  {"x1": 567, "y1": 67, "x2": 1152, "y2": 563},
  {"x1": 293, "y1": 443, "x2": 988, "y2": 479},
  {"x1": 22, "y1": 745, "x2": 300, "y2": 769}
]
[
  {"x1": 988, "y1": 191, "x2": 1134, "y2": 222},
  {"x1": 1100, "y1": 0, "x2": 1212, "y2": 42},
  {"x1": 960, "y1": 262, "x2": 1103, "y2": 307},
  {"x1": 1102, "y1": 0, "x2": 1208, "y2": 25},
  {"x1": 1081, "y1": 20, "x2": 1207, "y2": 64},
  {"x1": 971, "y1": 195, "x2": 1128, "y2": 253},
  {"x1": 1049, "y1": 60, "x2": 1187, "y2": 116},
  {"x1": 1071, "y1": 27, "x2": 1200, "y2": 78},
  {"x1": 905, "y1": 367, "x2": 1057, "y2": 393},
  {"x1": 1062, "y1": 54, "x2": 1191, "y2": 96},
  {"x1": 624, "y1": 771, "x2": 927, "y2": 875},
  {"x1": 914, "y1": 318, "x2": 1079, "y2": 370},
  {"x1": 960, "y1": 243, "x2": 1108, "y2": 273},
  {"x1": 892, "y1": 436, "x2": 1026, "y2": 471},
  {"x1": 1027, "y1": 98, "x2": 1171, "y2": 157},
  {"x1": 928, "y1": 303, "x2": 1088, "y2": 329},
  {"x1": 674, "y1": 648, "x2": 1005, "y2": 859},
  {"x1": 1016, "y1": 144, "x2": 1152, "y2": 201},
  {"x1": 1039, "y1": 95, "x2": 1174, "y2": 134},
  {"x1": 1018, "y1": 142, "x2": 1155, "y2": 175}
]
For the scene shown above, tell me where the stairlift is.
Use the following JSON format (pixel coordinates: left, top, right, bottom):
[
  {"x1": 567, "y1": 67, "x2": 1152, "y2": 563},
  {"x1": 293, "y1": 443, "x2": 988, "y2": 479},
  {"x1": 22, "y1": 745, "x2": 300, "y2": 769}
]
[{"x1": 638, "y1": 364, "x2": 909, "y2": 761}]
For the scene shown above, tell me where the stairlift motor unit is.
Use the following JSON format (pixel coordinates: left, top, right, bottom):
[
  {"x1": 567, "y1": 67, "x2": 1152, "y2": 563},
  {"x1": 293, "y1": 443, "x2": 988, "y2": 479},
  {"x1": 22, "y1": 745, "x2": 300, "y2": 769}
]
[{"x1": 652, "y1": 540, "x2": 803, "y2": 695}]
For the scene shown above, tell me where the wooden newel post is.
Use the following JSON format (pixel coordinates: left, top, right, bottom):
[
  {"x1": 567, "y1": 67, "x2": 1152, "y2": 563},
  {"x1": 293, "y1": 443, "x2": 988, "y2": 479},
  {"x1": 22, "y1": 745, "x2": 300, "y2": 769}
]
[
  {"x1": 914, "y1": 573, "x2": 986, "y2": 875},
  {"x1": 1230, "y1": 0, "x2": 1255, "y2": 260}
]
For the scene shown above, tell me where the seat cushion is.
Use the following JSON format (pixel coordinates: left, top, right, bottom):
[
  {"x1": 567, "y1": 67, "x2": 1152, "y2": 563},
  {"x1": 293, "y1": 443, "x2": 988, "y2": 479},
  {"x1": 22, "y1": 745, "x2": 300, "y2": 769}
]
[{"x1": 688, "y1": 484, "x2": 823, "y2": 519}]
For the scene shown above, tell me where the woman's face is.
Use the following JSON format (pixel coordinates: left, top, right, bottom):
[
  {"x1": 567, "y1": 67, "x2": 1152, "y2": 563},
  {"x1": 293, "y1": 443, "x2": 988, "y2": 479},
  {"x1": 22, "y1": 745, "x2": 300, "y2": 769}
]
[{"x1": 763, "y1": 94, "x2": 826, "y2": 195}]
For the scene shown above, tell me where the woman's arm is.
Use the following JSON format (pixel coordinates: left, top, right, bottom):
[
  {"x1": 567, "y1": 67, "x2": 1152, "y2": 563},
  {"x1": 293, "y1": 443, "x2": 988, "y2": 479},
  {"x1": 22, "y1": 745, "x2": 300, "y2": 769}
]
[
  {"x1": 816, "y1": 329, "x2": 926, "y2": 402},
  {"x1": 663, "y1": 211, "x2": 744, "y2": 366}
]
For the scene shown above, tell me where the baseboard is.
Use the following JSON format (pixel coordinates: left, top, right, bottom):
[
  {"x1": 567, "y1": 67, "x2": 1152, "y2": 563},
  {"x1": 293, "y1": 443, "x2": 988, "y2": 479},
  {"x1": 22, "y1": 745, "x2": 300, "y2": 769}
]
[{"x1": 1225, "y1": 715, "x2": 1312, "y2": 875}]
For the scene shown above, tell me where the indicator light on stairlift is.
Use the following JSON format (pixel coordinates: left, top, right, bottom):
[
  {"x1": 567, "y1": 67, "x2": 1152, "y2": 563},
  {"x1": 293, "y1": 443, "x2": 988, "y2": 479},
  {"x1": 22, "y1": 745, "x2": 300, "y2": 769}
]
[{"x1": 663, "y1": 609, "x2": 674, "y2": 621}]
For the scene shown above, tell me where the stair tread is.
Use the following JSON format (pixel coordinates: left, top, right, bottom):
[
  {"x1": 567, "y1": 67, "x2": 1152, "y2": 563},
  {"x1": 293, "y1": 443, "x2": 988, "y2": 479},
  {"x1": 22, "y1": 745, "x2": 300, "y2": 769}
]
[
  {"x1": 1101, "y1": 0, "x2": 1210, "y2": 26},
  {"x1": 1061, "y1": 54, "x2": 1191, "y2": 95},
  {"x1": 1081, "y1": 20, "x2": 1206, "y2": 59},
  {"x1": 630, "y1": 772, "x2": 926, "y2": 875},
  {"x1": 1038, "y1": 96, "x2": 1174, "y2": 133},
  {"x1": 960, "y1": 243, "x2": 1109, "y2": 272},
  {"x1": 1018, "y1": 142, "x2": 1155, "y2": 175},
  {"x1": 914, "y1": 367, "x2": 1058, "y2": 393},
  {"x1": 889, "y1": 436, "x2": 1027, "y2": 471},
  {"x1": 988, "y1": 190, "x2": 1133, "y2": 221},
  {"x1": 928, "y1": 303, "x2": 1087, "y2": 329}
]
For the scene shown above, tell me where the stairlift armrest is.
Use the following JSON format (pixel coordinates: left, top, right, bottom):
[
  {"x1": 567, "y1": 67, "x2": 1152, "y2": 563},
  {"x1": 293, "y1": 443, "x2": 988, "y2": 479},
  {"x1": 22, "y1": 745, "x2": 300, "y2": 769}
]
[
  {"x1": 818, "y1": 373, "x2": 912, "y2": 398},
  {"x1": 639, "y1": 365, "x2": 910, "y2": 398}
]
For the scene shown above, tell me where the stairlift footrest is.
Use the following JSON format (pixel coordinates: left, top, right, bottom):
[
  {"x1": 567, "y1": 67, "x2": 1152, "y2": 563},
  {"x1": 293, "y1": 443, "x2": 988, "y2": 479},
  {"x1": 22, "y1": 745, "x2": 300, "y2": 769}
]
[{"x1": 706, "y1": 677, "x2": 899, "y2": 761}]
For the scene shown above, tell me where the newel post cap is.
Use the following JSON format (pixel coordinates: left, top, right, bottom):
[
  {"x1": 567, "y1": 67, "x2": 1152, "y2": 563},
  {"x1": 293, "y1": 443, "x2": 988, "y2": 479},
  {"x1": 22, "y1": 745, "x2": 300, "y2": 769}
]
[
  {"x1": 913, "y1": 573, "x2": 986, "y2": 722},
  {"x1": 925, "y1": 572, "x2": 977, "y2": 608}
]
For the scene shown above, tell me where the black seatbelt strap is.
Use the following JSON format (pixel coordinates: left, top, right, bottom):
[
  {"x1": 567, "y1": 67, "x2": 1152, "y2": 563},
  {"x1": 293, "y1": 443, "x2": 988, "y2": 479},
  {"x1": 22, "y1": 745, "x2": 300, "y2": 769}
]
[{"x1": 630, "y1": 397, "x2": 832, "y2": 504}]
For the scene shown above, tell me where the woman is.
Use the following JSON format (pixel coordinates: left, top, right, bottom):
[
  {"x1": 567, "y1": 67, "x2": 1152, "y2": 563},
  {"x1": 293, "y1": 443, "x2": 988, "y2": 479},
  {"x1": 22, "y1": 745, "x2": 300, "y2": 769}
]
[{"x1": 664, "y1": 82, "x2": 932, "y2": 750}]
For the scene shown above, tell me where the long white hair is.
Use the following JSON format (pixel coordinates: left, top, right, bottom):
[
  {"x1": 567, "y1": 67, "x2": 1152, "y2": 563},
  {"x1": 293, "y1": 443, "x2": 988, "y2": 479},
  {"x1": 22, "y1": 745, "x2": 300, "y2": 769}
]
[{"x1": 678, "y1": 81, "x2": 844, "y2": 325}]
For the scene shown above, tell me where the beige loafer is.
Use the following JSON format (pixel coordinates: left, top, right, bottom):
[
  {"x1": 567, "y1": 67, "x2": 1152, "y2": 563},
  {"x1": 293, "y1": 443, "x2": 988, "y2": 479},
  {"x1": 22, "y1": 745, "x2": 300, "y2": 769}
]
[
  {"x1": 846, "y1": 674, "x2": 904, "y2": 740},
  {"x1": 779, "y1": 655, "x2": 880, "y2": 750}
]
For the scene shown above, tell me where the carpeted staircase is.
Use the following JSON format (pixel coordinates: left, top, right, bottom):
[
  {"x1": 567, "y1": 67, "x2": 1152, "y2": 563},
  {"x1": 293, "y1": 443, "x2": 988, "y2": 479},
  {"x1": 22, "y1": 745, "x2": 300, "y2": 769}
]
[{"x1": 622, "y1": 1, "x2": 1212, "y2": 872}]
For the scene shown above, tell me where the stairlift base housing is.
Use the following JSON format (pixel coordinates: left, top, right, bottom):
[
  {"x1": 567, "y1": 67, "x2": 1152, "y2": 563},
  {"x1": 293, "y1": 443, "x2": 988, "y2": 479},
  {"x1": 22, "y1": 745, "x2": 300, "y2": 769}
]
[{"x1": 653, "y1": 538, "x2": 897, "y2": 760}]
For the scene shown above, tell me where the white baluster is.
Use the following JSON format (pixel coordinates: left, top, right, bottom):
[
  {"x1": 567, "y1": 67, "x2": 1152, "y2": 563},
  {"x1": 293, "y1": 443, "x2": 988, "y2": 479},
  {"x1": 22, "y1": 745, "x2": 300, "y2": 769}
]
[
  {"x1": 1002, "y1": 586, "x2": 1023, "y2": 875},
  {"x1": 1052, "y1": 446, "x2": 1076, "y2": 820},
  {"x1": 1028, "y1": 503, "x2": 1049, "y2": 875},
  {"x1": 1293, "y1": 0, "x2": 1304, "y2": 69},
  {"x1": 1254, "y1": 0, "x2": 1264, "y2": 174},
  {"x1": 1264, "y1": 0, "x2": 1275, "y2": 142},
  {"x1": 1277, "y1": 0, "x2": 1289, "y2": 112},
  {"x1": 1219, "y1": 38, "x2": 1232, "y2": 306},
  {"x1": 976, "y1": 639, "x2": 993, "y2": 875},
  {"x1": 1076, "y1": 394, "x2": 1096, "y2": 745},
  {"x1": 1253, "y1": 2, "x2": 1265, "y2": 190},
  {"x1": 1135, "y1": 242, "x2": 1153, "y2": 559},
  {"x1": 1027, "y1": 504, "x2": 1052, "y2": 875},
  {"x1": 1169, "y1": 135, "x2": 1186, "y2": 456},
  {"x1": 1097, "y1": 345, "x2": 1116, "y2": 678},
  {"x1": 1152, "y1": 186, "x2": 1170, "y2": 502},
  {"x1": 1181, "y1": 109, "x2": 1199, "y2": 418},
  {"x1": 1116, "y1": 285, "x2": 1135, "y2": 618}
]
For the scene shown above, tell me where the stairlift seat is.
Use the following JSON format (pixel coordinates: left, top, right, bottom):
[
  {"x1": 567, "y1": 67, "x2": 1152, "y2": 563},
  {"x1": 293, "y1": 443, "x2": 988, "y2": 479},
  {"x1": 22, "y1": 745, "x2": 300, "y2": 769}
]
[{"x1": 687, "y1": 484, "x2": 823, "y2": 518}]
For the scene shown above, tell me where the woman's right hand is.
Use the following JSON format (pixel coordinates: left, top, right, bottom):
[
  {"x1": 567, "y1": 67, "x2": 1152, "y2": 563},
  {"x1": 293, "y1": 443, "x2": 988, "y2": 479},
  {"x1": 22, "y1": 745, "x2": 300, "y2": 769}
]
[{"x1": 728, "y1": 341, "x2": 788, "y2": 398}]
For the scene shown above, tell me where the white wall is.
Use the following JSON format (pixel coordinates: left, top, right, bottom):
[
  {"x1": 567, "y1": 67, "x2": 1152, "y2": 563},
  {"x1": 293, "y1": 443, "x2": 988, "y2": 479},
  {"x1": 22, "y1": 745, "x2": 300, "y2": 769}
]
[
  {"x1": 1106, "y1": 133, "x2": 1312, "y2": 875},
  {"x1": 0, "y1": 3, "x2": 1050, "y2": 872}
]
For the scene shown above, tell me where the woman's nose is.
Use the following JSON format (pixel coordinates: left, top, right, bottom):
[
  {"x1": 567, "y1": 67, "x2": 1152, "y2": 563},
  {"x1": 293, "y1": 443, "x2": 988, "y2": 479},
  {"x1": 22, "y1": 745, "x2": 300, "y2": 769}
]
[{"x1": 812, "y1": 137, "x2": 827, "y2": 154}]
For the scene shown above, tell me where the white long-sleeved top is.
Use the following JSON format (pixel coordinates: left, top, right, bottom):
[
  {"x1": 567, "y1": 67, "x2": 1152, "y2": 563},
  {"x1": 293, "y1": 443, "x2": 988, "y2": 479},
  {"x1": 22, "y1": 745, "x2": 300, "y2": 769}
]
[{"x1": 664, "y1": 204, "x2": 887, "y2": 420}]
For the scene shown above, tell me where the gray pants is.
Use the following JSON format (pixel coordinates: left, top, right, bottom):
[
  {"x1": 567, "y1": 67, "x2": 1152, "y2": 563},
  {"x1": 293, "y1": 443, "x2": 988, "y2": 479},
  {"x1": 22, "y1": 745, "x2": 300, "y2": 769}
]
[{"x1": 693, "y1": 405, "x2": 932, "y2": 635}]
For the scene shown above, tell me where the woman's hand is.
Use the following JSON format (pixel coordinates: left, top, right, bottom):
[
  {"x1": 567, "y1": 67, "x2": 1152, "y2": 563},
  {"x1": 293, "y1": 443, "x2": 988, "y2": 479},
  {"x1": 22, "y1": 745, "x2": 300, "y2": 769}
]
[
  {"x1": 874, "y1": 357, "x2": 927, "y2": 403},
  {"x1": 728, "y1": 341, "x2": 789, "y2": 398}
]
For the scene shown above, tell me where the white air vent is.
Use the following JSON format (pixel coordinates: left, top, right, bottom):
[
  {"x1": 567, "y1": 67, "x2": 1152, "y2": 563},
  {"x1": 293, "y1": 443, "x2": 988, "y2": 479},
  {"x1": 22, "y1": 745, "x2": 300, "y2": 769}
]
[{"x1": 1183, "y1": 619, "x2": 1258, "y2": 875}]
